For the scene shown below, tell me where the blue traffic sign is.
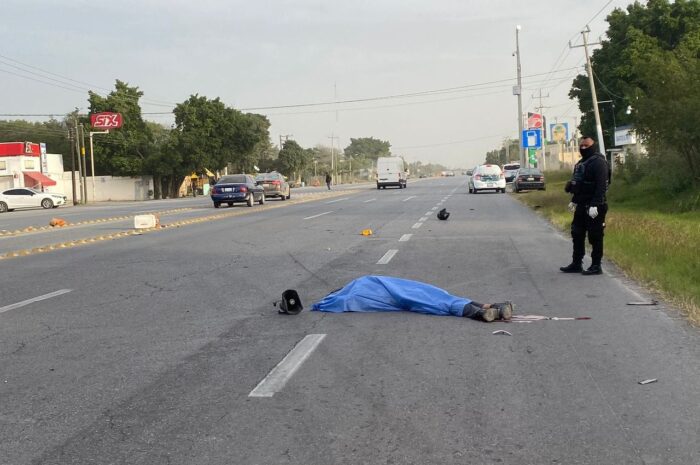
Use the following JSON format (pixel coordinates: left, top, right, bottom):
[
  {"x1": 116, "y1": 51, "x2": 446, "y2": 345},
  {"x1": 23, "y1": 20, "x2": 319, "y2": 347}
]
[{"x1": 522, "y1": 129, "x2": 542, "y2": 148}]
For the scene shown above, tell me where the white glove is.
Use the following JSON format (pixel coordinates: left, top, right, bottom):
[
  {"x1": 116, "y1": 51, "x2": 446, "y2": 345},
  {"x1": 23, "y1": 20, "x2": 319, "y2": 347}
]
[
  {"x1": 588, "y1": 206, "x2": 599, "y2": 219},
  {"x1": 568, "y1": 202, "x2": 577, "y2": 213}
]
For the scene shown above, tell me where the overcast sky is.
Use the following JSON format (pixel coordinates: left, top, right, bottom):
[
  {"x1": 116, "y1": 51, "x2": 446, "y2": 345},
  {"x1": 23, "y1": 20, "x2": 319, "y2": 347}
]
[{"x1": 1, "y1": 0, "x2": 631, "y2": 168}]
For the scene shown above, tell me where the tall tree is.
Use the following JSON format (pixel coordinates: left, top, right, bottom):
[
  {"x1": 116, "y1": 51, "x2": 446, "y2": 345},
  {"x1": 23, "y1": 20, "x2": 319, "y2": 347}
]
[
  {"x1": 569, "y1": 0, "x2": 700, "y2": 182},
  {"x1": 87, "y1": 80, "x2": 154, "y2": 176},
  {"x1": 343, "y1": 137, "x2": 391, "y2": 160},
  {"x1": 278, "y1": 139, "x2": 312, "y2": 182}
]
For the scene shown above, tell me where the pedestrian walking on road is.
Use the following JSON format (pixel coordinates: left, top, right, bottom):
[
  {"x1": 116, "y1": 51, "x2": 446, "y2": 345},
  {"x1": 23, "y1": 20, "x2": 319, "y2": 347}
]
[
  {"x1": 325, "y1": 173, "x2": 332, "y2": 190},
  {"x1": 560, "y1": 136, "x2": 610, "y2": 275}
]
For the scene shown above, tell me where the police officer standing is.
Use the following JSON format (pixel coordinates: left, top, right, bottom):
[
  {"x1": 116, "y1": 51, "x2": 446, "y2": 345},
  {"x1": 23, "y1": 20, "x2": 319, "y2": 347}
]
[{"x1": 560, "y1": 136, "x2": 610, "y2": 275}]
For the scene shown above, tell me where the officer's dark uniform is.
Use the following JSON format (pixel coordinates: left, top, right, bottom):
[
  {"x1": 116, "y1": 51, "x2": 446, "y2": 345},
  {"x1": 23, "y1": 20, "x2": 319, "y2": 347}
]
[{"x1": 564, "y1": 146, "x2": 609, "y2": 273}]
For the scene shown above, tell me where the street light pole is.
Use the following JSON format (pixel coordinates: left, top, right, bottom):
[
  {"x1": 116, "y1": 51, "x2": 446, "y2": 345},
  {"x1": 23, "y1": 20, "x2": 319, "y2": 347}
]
[
  {"x1": 515, "y1": 25, "x2": 525, "y2": 167},
  {"x1": 89, "y1": 130, "x2": 109, "y2": 202}
]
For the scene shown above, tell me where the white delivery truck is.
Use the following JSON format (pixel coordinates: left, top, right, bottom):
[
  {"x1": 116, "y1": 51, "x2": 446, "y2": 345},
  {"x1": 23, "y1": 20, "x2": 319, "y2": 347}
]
[{"x1": 376, "y1": 156, "x2": 407, "y2": 189}]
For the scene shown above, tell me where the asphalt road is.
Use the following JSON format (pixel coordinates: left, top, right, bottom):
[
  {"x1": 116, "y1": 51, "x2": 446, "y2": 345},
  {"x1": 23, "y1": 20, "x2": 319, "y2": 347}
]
[{"x1": 1, "y1": 177, "x2": 698, "y2": 465}]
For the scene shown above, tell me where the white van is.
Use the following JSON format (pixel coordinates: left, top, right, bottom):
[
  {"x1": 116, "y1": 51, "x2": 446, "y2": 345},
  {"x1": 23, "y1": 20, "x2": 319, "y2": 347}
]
[{"x1": 376, "y1": 157, "x2": 407, "y2": 189}]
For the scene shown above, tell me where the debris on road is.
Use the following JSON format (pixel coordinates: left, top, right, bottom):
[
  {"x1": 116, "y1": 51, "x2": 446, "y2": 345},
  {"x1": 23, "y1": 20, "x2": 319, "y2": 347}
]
[
  {"x1": 275, "y1": 289, "x2": 303, "y2": 315},
  {"x1": 512, "y1": 314, "x2": 591, "y2": 322},
  {"x1": 492, "y1": 330, "x2": 512, "y2": 336},
  {"x1": 49, "y1": 218, "x2": 67, "y2": 227},
  {"x1": 361, "y1": 229, "x2": 373, "y2": 236},
  {"x1": 134, "y1": 214, "x2": 158, "y2": 229},
  {"x1": 627, "y1": 300, "x2": 658, "y2": 306},
  {"x1": 437, "y1": 208, "x2": 450, "y2": 220},
  {"x1": 638, "y1": 378, "x2": 658, "y2": 385}
]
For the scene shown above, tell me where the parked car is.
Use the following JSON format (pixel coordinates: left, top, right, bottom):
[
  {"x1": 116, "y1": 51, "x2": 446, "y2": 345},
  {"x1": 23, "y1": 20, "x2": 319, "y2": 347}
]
[
  {"x1": 468, "y1": 164, "x2": 506, "y2": 194},
  {"x1": 255, "y1": 172, "x2": 290, "y2": 200},
  {"x1": 502, "y1": 162, "x2": 521, "y2": 183},
  {"x1": 512, "y1": 168, "x2": 546, "y2": 192},
  {"x1": 0, "y1": 188, "x2": 67, "y2": 212},
  {"x1": 210, "y1": 174, "x2": 265, "y2": 208}
]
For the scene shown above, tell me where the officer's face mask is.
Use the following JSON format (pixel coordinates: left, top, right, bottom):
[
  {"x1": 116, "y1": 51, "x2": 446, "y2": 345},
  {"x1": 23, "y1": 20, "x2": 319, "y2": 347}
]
[{"x1": 579, "y1": 143, "x2": 595, "y2": 158}]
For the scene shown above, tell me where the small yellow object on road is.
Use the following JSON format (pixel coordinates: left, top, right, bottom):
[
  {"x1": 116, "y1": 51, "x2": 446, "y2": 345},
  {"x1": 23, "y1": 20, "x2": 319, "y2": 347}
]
[{"x1": 361, "y1": 229, "x2": 373, "y2": 236}]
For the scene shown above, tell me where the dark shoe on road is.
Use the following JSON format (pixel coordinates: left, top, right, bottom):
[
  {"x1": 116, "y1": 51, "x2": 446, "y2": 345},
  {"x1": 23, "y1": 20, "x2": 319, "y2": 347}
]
[
  {"x1": 582, "y1": 265, "x2": 603, "y2": 275},
  {"x1": 492, "y1": 301, "x2": 514, "y2": 320},
  {"x1": 560, "y1": 262, "x2": 583, "y2": 273}
]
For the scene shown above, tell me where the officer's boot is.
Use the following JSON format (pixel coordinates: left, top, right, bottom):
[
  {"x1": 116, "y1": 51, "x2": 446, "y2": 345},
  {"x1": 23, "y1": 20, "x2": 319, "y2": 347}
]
[{"x1": 560, "y1": 261, "x2": 583, "y2": 273}]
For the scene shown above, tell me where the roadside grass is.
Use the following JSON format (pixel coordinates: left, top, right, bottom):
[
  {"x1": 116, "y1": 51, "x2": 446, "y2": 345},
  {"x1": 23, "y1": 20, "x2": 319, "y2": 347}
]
[{"x1": 515, "y1": 172, "x2": 700, "y2": 325}]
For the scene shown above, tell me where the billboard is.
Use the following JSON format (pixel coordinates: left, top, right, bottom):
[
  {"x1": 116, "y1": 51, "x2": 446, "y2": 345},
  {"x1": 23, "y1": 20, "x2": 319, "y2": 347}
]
[
  {"x1": 549, "y1": 123, "x2": 569, "y2": 143},
  {"x1": 90, "y1": 112, "x2": 123, "y2": 129}
]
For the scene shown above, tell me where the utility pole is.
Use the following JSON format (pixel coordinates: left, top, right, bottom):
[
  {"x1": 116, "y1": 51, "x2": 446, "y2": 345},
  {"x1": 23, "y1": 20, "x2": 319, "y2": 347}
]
[
  {"x1": 80, "y1": 124, "x2": 88, "y2": 203},
  {"x1": 514, "y1": 25, "x2": 525, "y2": 167},
  {"x1": 68, "y1": 127, "x2": 77, "y2": 205},
  {"x1": 328, "y1": 133, "x2": 339, "y2": 185},
  {"x1": 570, "y1": 26, "x2": 606, "y2": 156},
  {"x1": 279, "y1": 134, "x2": 292, "y2": 151},
  {"x1": 73, "y1": 116, "x2": 83, "y2": 204},
  {"x1": 532, "y1": 89, "x2": 550, "y2": 170},
  {"x1": 89, "y1": 130, "x2": 109, "y2": 202}
]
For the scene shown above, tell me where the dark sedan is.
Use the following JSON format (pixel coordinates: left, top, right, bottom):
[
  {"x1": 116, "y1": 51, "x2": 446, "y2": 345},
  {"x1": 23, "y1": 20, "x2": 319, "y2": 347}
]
[
  {"x1": 255, "y1": 172, "x2": 291, "y2": 200},
  {"x1": 512, "y1": 168, "x2": 546, "y2": 192},
  {"x1": 210, "y1": 174, "x2": 265, "y2": 208}
]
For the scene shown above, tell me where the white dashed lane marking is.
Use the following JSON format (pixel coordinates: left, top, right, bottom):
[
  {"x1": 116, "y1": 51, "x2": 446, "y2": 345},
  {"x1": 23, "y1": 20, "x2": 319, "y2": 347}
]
[
  {"x1": 249, "y1": 334, "x2": 326, "y2": 398},
  {"x1": 325, "y1": 198, "x2": 348, "y2": 204},
  {"x1": 402, "y1": 196, "x2": 417, "y2": 202},
  {"x1": 377, "y1": 249, "x2": 399, "y2": 264},
  {"x1": 419, "y1": 217, "x2": 428, "y2": 222},
  {"x1": 0, "y1": 289, "x2": 73, "y2": 314},
  {"x1": 412, "y1": 222, "x2": 423, "y2": 229},
  {"x1": 304, "y1": 211, "x2": 334, "y2": 220},
  {"x1": 399, "y1": 234, "x2": 413, "y2": 242},
  {"x1": 363, "y1": 198, "x2": 376, "y2": 203}
]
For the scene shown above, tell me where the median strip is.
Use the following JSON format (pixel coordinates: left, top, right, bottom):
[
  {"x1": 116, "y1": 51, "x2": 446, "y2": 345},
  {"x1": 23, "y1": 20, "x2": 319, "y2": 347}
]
[{"x1": 0, "y1": 190, "x2": 353, "y2": 261}]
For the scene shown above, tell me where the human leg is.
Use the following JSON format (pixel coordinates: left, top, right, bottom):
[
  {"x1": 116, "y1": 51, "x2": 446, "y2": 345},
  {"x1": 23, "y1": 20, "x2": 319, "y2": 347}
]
[
  {"x1": 583, "y1": 204, "x2": 607, "y2": 275},
  {"x1": 561, "y1": 207, "x2": 587, "y2": 272}
]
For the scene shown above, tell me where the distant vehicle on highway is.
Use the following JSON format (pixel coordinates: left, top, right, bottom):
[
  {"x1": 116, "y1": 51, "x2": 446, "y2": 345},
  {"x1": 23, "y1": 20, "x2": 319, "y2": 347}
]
[
  {"x1": 0, "y1": 188, "x2": 67, "y2": 212},
  {"x1": 255, "y1": 172, "x2": 290, "y2": 200},
  {"x1": 468, "y1": 164, "x2": 506, "y2": 194},
  {"x1": 210, "y1": 174, "x2": 265, "y2": 208},
  {"x1": 502, "y1": 162, "x2": 521, "y2": 183},
  {"x1": 512, "y1": 168, "x2": 546, "y2": 192},
  {"x1": 376, "y1": 157, "x2": 407, "y2": 189}
]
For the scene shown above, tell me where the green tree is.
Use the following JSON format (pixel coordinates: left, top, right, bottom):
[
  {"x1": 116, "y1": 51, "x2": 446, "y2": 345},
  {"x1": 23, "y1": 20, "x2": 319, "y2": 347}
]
[
  {"x1": 278, "y1": 139, "x2": 312, "y2": 182},
  {"x1": 343, "y1": 137, "x2": 391, "y2": 160},
  {"x1": 87, "y1": 80, "x2": 154, "y2": 176},
  {"x1": 568, "y1": 0, "x2": 700, "y2": 182}
]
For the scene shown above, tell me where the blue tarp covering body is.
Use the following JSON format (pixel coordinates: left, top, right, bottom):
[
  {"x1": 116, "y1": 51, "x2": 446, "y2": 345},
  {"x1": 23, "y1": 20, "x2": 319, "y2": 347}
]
[{"x1": 311, "y1": 275, "x2": 472, "y2": 317}]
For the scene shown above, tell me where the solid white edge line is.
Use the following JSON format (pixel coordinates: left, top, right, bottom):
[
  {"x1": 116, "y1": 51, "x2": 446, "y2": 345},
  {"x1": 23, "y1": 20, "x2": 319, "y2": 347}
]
[
  {"x1": 412, "y1": 222, "x2": 423, "y2": 229},
  {"x1": 249, "y1": 334, "x2": 326, "y2": 398},
  {"x1": 377, "y1": 249, "x2": 399, "y2": 264},
  {"x1": 399, "y1": 234, "x2": 413, "y2": 242},
  {"x1": 325, "y1": 198, "x2": 348, "y2": 204},
  {"x1": 303, "y1": 211, "x2": 334, "y2": 220},
  {"x1": 0, "y1": 289, "x2": 73, "y2": 314}
]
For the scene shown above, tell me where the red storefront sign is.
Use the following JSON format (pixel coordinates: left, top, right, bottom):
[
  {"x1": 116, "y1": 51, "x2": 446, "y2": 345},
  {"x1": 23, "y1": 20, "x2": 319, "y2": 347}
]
[{"x1": 0, "y1": 142, "x2": 40, "y2": 157}]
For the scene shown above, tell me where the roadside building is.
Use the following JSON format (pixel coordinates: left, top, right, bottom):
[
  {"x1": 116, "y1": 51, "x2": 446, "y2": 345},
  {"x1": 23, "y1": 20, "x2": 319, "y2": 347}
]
[{"x1": 0, "y1": 141, "x2": 64, "y2": 193}]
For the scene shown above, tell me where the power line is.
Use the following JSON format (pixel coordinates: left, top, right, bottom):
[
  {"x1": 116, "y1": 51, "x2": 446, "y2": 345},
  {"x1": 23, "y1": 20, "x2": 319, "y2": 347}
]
[{"x1": 394, "y1": 134, "x2": 504, "y2": 150}]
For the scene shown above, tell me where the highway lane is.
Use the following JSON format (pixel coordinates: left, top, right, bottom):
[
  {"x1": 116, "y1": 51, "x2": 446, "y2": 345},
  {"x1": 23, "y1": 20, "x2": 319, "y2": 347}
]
[
  {"x1": 0, "y1": 177, "x2": 698, "y2": 465},
  {"x1": 0, "y1": 182, "x2": 381, "y2": 233}
]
